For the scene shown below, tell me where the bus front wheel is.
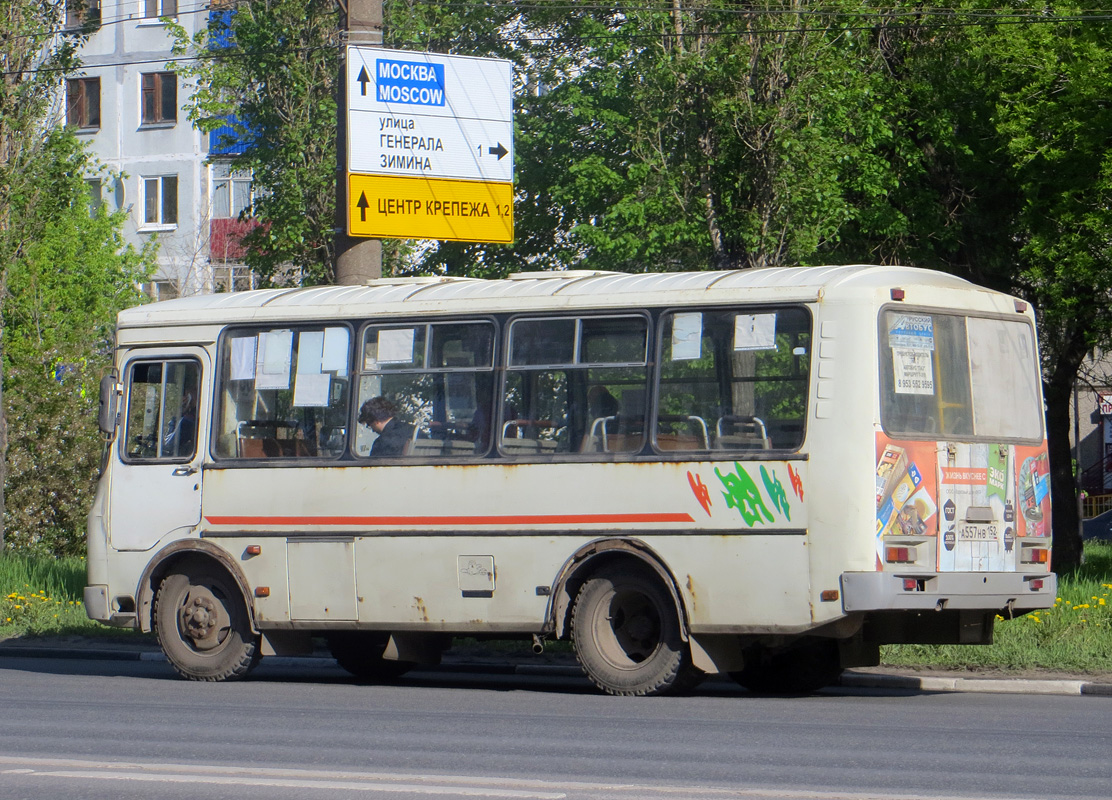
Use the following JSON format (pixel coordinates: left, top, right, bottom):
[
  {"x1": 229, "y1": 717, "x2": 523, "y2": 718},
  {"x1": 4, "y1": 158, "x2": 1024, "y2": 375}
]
[
  {"x1": 572, "y1": 565, "x2": 701, "y2": 696},
  {"x1": 154, "y1": 563, "x2": 260, "y2": 681}
]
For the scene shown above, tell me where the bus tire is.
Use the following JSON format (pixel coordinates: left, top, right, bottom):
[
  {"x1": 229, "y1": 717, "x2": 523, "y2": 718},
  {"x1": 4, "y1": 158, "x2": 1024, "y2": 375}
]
[
  {"x1": 572, "y1": 565, "x2": 698, "y2": 696},
  {"x1": 154, "y1": 563, "x2": 261, "y2": 682},
  {"x1": 326, "y1": 632, "x2": 415, "y2": 681},
  {"x1": 730, "y1": 639, "x2": 843, "y2": 694}
]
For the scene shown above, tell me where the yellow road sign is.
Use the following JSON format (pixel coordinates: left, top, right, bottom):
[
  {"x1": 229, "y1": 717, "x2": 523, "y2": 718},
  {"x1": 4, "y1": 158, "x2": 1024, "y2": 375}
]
[{"x1": 348, "y1": 174, "x2": 513, "y2": 243}]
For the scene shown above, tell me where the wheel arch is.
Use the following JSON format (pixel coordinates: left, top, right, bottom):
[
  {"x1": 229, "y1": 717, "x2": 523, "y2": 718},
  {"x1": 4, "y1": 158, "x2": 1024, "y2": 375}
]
[
  {"x1": 136, "y1": 538, "x2": 257, "y2": 634},
  {"x1": 548, "y1": 537, "x2": 690, "y2": 642}
]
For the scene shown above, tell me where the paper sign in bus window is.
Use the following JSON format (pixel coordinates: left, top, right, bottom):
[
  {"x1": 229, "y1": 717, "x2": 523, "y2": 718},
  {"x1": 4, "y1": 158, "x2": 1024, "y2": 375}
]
[
  {"x1": 671, "y1": 313, "x2": 702, "y2": 361},
  {"x1": 230, "y1": 337, "x2": 256, "y2": 381},
  {"x1": 256, "y1": 330, "x2": 292, "y2": 390},
  {"x1": 892, "y1": 348, "x2": 934, "y2": 395},
  {"x1": 322, "y1": 327, "x2": 349, "y2": 376},
  {"x1": 293, "y1": 372, "x2": 330, "y2": 407},
  {"x1": 297, "y1": 331, "x2": 325, "y2": 375},
  {"x1": 888, "y1": 314, "x2": 935, "y2": 350},
  {"x1": 734, "y1": 313, "x2": 777, "y2": 351},
  {"x1": 377, "y1": 328, "x2": 416, "y2": 364}
]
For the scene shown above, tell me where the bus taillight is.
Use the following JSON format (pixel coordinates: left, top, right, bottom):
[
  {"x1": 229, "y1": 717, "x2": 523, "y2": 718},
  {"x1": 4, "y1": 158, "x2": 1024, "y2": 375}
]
[
  {"x1": 886, "y1": 545, "x2": 916, "y2": 564},
  {"x1": 1020, "y1": 547, "x2": 1050, "y2": 564}
]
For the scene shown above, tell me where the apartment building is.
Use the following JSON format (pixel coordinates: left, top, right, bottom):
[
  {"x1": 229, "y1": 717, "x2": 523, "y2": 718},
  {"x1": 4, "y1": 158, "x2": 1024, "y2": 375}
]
[{"x1": 66, "y1": 0, "x2": 254, "y2": 298}]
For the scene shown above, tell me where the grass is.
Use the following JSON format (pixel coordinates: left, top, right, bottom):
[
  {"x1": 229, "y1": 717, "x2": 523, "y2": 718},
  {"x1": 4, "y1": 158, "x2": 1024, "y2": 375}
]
[
  {"x1": 883, "y1": 542, "x2": 1112, "y2": 675},
  {"x1": 2, "y1": 544, "x2": 1110, "y2": 674},
  {"x1": 0, "y1": 553, "x2": 99, "y2": 638}
]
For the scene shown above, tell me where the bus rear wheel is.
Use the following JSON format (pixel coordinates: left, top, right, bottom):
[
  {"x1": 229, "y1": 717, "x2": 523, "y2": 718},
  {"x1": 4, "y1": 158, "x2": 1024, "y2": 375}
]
[
  {"x1": 730, "y1": 639, "x2": 843, "y2": 694},
  {"x1": 572, "y1": 565, "x2": 700, "y2": 696},
  {"x1": 154, "y1": 563, "x2": 260, "y2": 682},
  {"x1": 326, "y1": 632, "x2": 415, "y2": 681}
]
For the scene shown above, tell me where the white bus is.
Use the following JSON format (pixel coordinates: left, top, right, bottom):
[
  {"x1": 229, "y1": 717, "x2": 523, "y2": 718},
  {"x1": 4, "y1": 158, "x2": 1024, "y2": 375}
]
[{"x1": 85, "y1": 265, "x2": 1056, "y2": 695}]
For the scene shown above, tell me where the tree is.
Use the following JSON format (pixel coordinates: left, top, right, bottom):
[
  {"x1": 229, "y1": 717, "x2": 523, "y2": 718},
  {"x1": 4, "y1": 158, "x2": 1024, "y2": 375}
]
[
  {"x1": 1, "y1": 0, "x2": 88, "y2": 549},
  {"x1": 1, "y1": 1, "x2": 154, "y2": 553},
  {"x1": 1, "y1": 129, "x2": 153, "y2": 554},
  {"x1": 841, "y1": 3, "x2": 1112, "y2": 571},
  {"x1": 170, "y1": 1, "x2": 343, "y2": 286}
]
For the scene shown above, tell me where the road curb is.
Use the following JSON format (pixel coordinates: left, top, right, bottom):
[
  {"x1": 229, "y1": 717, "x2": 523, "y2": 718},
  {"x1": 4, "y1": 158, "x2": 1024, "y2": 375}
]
[{"x1": 3, "y1": 645, "x2": 1110, "y2": 696}]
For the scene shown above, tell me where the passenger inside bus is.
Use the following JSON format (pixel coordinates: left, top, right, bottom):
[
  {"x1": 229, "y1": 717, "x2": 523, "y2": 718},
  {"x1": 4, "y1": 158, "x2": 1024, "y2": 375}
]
[{"x1": 358, "y1": 396, "x2": 413, "y2": 456}]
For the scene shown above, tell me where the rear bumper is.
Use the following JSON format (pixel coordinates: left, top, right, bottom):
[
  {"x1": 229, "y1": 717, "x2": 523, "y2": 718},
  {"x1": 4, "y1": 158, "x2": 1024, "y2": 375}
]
[{"x1": 841, "y1": 571, "x2": 1056, "y2": 613}]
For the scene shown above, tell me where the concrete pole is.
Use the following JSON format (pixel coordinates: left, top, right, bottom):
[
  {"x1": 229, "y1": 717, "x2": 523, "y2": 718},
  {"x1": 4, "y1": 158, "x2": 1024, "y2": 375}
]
[{"x1": 335, "y1": 0, "x2": 383, "y2": 285}]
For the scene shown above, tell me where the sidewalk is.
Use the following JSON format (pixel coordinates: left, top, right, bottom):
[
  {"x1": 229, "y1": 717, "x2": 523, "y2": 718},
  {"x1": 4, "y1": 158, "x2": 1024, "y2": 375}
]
[{"x1": 2, "y1": 635, "x2": 1110, "y2": 697}]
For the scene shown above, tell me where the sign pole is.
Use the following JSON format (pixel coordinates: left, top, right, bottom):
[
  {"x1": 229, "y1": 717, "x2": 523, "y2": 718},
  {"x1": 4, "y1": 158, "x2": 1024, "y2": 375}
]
[{"x1": 335, "y1": 0, "x2": 382, "y2": 284}]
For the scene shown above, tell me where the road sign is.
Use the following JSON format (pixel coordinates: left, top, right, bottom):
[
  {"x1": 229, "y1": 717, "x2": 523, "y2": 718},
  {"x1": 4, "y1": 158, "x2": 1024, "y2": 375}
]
[
  {"x1": 349, "y1": 114, "x2": 513, "y2": 183},
  {"x1": 348, "y1": 174, "x2": 513, "y2": 243},
  {"x1": 346, "y1": 47, "x2": 513, "y2": 185}
]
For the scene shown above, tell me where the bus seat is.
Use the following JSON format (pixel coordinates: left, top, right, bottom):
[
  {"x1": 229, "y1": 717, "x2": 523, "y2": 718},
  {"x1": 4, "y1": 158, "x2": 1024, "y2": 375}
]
[
  {"x1": 715, "y1": 415, "x2": 770, "y2": 450},
  {"x1": 238, "y1": 437, "x2": 279, "y2": 458},
  {"x1": 500, "y1": 419, "x2": 561, "y2": 455},
  {"x1": 655, "y1": 415, "x2": 709, "y2": 450}
]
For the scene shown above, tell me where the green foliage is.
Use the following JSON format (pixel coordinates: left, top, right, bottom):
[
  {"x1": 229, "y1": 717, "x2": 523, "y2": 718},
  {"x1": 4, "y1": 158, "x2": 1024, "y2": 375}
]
[
  {"x1": 169, "y1": 0, "x2": 342, "y2": 286},
  {"x1": 1, "y1": 130, "x2": 152, "y2": 555},
  {"x1": 1, "y1": 1, "x2": 155, "y2": 555},
  {"x1": 0, "y1": 553, "x2": 99, "y2": 636}
]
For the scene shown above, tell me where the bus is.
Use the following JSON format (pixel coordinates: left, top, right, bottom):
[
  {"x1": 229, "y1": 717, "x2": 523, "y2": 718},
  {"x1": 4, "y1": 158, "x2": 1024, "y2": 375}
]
[{"x1": 85, "y1": 265, "x2": 1056, "y2": 695}]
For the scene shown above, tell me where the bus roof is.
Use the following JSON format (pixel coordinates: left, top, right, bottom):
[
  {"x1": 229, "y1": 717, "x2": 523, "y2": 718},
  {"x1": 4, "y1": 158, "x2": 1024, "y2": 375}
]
[{"x1": 119, "y1": 264, "x2": 984, "y2": 329}]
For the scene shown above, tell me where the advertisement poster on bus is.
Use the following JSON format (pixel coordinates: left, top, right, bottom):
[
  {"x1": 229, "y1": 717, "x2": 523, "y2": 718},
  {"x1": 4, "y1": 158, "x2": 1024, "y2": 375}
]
[{"x1": 875, "y1": 434, "x2": 1050, "y2": 571}]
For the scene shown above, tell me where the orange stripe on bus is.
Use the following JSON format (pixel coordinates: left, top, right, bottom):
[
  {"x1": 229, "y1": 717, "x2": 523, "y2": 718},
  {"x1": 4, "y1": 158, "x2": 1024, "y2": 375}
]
[{"x1": 203, "y1": 513, "x2": 695, "y2": 526}]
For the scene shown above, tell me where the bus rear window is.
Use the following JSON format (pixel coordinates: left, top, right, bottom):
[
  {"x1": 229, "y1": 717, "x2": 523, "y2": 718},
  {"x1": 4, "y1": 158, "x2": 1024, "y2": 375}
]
[{"x1": 879, "y1": 311, "x2": 1042, "y2": 441}]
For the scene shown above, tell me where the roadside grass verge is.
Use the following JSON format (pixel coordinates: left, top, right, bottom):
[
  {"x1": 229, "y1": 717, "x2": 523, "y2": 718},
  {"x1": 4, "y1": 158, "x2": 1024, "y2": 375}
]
[
  {"x1": 3, "y1": 544, "x2": 1110, "y2": 673},
  {"x1": 0, "y1": 553, "x2": 102, "y2": 638},
  {"x1": 882, "y1": 542, "x2": 1112, "y2": 674}
]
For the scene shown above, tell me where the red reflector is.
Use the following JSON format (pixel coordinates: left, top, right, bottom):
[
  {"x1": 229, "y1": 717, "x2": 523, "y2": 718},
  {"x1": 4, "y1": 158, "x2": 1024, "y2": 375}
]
[
  {"x1": 254, "y1": 586, "x2": 270, "y2": 598},
  {"x1": 891, "y1": 288, "x2": 905, "y2": 301},
  {"x1": 1029, "y1": 579, "x2": 1044, "y2": 590},
  {"x1": 903, "y1": 578, "x2": 918, "y2": 591},
  {"x1": 245, "y1": 545, "x2": 262, "y2": 556},
  {"x1": 886, "y1": 546, "x2": 913, "y2": 563},
  {"x1": 820, "y1": 589, "x2": 839, "y2": 602},
  {"x1": 1014, "y1": 299, "x2": 1028, "y2": 313}
]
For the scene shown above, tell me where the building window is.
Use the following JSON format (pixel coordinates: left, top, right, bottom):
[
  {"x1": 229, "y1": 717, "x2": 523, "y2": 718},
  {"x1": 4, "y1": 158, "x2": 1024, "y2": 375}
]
[
  {"x1": 86, "y1": 179, "x2": 103, "y2": 215},
  {"x1": 143, "y1": 0, "x2": 177, "y2": 19},
  {"x1": 211, "y1": 163, "x2": 254, "y2": 219},
  {"x1": 66, "y1": 77, "x2": 100, "y2": 129},
  {"x1": 142, "y1": 175, "x2": 178, "y2": 227},
  {"x1": 66, "y1": 0, "x2": 100, "y2": 31},
  {"x1": 141, "y1": 72, "x2": 176, "y2": 125}
]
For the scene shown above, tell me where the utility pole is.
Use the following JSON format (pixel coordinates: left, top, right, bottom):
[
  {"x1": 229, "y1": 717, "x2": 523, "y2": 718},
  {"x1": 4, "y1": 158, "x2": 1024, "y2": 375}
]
[{"x1": 335, "y1": 0, "x2": 383, "y2": 285}]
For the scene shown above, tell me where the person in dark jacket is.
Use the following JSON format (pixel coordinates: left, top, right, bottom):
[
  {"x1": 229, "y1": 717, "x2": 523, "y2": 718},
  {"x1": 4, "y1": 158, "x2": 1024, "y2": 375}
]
[{"x1": 358, "y1": 396, "x2": 413, "y2": 456}]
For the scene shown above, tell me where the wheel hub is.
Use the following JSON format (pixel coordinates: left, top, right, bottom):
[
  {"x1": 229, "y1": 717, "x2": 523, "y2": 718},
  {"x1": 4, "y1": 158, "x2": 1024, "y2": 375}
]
[{"x1": 179, "y1": 593, "x2": 225, "y2": 650}]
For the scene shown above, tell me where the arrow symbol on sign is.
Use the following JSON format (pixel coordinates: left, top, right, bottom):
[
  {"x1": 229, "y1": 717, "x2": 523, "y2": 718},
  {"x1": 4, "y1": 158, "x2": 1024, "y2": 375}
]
[
  {"x1": 487, "y1": 143, "x2": 508, "y2": 160},
  {"x1": 357, "y1": 66, "x2": 370, "y2": 97},
  {"x1": 357, "y1": 191, "x2": 370, "y2": 221}
]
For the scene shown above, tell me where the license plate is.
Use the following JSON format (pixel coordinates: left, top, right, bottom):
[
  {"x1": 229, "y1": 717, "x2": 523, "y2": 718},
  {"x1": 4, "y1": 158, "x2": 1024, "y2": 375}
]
[{"x1": 956, "y1": 523, "x2": 998, "y2": 541}]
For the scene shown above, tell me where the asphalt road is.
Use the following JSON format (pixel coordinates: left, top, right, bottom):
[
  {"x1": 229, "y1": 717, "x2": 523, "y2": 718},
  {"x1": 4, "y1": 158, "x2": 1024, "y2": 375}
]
[{"x1": 0, "y1": 654, "x2": 1110, "y2": 800}]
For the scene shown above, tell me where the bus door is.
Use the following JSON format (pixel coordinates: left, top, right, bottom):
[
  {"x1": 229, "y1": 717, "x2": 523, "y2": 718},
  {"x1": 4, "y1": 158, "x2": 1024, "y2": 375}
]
[{"x1": 109, "y1": 349, "x2": 208, "y2": 551}]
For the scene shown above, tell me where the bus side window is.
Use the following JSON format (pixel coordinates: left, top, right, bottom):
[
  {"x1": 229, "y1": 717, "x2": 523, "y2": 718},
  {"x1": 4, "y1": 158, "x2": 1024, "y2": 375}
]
[
  {"x1": 215, "y1": 326, "x2": 352, "y2": 460},
  {"x1": 658, "y1": 307, "x2": 809, "y2": 452},
  {"x1": 355, "y1": 321, "x2": 495, "y2": 459},
  {"x1": 502, "y1": 315, "x2": 648, "y2": 457},
  {"x1": 123, "y1": 359, "x2": 201, "y2": 462}
]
